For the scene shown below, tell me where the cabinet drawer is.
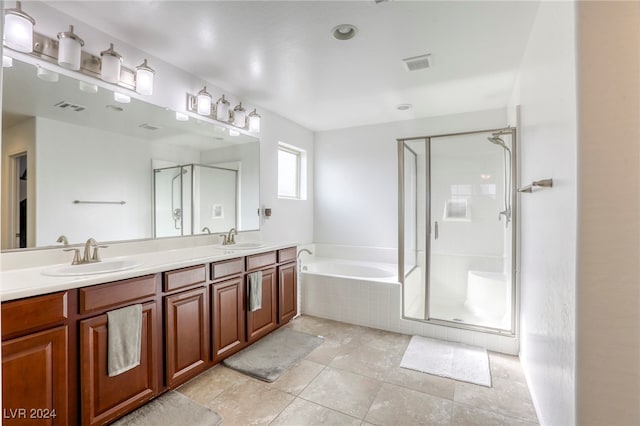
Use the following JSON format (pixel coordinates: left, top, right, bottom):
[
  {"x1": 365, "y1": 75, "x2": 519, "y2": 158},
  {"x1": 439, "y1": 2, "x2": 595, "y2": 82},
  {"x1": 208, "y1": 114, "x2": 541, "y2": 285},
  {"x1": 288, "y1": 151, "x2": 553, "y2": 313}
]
[
  {"x1": 278, "y1": 247, "x2": 297, "y2": 263},
  {"x1": 164, "y1": 265, "x2": 207, "y2": 292},
  {"x1": 246, "y1": 251, "x2": 276, "y2": 271},
  {"x1": 1, "y1": 291, "x2": 68, "y2": 338},
  {"x1": 212, "y1": 258, "x2": 244, "y2": 281},
  {"x1": 79, "y1": 275, "x2": 157, "y2": 315}
]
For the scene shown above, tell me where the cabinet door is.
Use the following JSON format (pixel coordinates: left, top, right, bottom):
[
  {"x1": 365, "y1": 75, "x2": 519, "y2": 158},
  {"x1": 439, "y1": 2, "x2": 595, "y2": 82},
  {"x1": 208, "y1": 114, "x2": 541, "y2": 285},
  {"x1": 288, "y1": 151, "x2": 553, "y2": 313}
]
[
  {"x1": 165, "y1": 287, "x2": 208, "y2": 387},
  {"x1": 2, "y1": 326, "x2": 68, "y2": 425},
  {"x1": 80, "y1": 302, "x2": 158, "y2": 426},
  {"x1": 211, "y1": 277, "x2": 245, "y2": 361},
  {"x1": 278, "y1": 262, "x2": 297, "y2": 324},
  {"x1": 246, "y1": 267, "x2": 278, "y2": 343}
]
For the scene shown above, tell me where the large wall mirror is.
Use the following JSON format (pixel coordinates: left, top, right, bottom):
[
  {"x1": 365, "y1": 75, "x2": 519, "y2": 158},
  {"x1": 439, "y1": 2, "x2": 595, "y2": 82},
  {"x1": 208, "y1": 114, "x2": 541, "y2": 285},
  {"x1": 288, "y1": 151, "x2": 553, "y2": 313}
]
[{"x1": 1, "y1": 59, "x2": 260, "y2": 251}]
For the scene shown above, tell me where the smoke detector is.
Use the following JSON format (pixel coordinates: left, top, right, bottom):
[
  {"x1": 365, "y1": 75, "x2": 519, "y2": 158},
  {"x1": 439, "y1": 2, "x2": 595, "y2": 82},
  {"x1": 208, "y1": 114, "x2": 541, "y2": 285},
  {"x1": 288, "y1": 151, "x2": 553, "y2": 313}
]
[{"x1": 402, "y1": 54, "x2": 432, "y2": 71}]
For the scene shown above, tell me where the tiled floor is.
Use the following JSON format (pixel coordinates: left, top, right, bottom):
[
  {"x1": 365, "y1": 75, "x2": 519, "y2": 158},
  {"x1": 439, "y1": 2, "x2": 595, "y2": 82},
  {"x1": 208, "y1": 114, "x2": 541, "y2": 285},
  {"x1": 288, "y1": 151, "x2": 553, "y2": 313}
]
[{"x1": 177, "y1": 315, "x2": 539, "y2": 425}]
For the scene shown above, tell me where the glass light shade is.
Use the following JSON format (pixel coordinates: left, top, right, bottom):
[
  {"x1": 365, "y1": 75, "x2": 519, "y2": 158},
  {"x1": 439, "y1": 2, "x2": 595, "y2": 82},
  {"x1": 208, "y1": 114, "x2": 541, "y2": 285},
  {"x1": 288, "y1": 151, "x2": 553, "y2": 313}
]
[
  {"x1": 100, "y1": 43, "x2": 122, "y2": 84},
  {"x1": 36, "y1": 67, "x2": 59, "y2": 82},
  {"x1": 3, "y1": 55, "x2": 13, "y2": 67},
  {"x1": 114, "y1": 92, "x2": 131, "y2": 103},
  {"x1": 3, "y1": 3, "x2": 35, "y2": 53},
  {"x1": 57, "y1": 25, "x2": 84, "y2": 70},
  {"x1": 135, "y1": 59, "x2": 155, "y2": 96},
  {"x1": 216, "y1": 95, "x2": 230, "y2": 121},
  {"x1": 232, "y1": 102, "x2": 247, "y2": 128},
  {"x1": 175, "y1": 112, "x2": 189, "y2": 121},
  {"x1": 248, "y1": 109, "x2": 261, "y2": 133},
  {"x1": 197, "y1": 87, "x2": 212, "y2": 116},
  {"x1": 229, "y1": 129, "x2": 240, "y2": 137},
  {"x1": 78, "y1": 80, "x2": 98, "y2": 94}
]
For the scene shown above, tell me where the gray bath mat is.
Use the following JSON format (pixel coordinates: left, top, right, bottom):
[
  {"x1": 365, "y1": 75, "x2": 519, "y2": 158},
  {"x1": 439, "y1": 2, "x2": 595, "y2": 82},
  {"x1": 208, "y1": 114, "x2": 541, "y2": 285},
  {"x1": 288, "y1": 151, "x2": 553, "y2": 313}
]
[
  {"x1": 400, "y1": 336, "x2": 492, "y2": 387},
  {"x1": 112, "y1": 390, "x2": 222, "y2": 425},
  {"x1": 223, "y1": 327, "x2": 324, "y2": 382}
]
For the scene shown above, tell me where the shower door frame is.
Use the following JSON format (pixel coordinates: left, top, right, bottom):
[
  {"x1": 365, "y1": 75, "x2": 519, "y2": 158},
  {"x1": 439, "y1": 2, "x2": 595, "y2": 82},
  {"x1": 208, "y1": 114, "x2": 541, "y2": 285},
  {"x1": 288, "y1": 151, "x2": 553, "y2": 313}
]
[{"x1": 397, "y1": 127, "x2": 518, "y2": 336}]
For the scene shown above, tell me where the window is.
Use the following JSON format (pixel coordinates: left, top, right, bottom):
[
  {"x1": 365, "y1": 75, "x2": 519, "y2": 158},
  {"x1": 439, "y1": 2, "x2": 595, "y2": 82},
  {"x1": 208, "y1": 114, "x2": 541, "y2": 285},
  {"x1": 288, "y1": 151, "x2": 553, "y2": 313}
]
[{"x1": 278, "y1": 142, "x2": 307, "y2": 200}]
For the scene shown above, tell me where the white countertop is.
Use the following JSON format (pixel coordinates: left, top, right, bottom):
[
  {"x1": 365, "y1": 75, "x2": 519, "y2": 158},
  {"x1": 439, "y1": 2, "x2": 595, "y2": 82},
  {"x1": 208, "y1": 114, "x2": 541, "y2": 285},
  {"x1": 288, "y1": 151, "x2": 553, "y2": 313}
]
[{"x1": 0, "y1": 242, "x2": 296, "y2": 302}]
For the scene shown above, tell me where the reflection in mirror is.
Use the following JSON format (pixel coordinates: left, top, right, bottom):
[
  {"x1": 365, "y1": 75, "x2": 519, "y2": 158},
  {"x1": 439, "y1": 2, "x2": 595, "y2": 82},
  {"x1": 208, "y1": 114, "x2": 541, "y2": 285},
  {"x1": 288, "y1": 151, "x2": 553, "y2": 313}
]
[{"x1": 1, "y1": 58, "x2": 260, "y2": 251}]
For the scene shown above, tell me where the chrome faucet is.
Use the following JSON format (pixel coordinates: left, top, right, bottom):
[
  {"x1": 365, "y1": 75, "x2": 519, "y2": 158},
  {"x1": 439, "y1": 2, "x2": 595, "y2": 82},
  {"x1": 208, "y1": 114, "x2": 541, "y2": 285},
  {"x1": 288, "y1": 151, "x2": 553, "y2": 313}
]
[
  {"x1": 64, "y1": 237, "x2": 107, "y2": 265},
  {"x1": 201, "y1": 227, "x2": 211, "y2": 234},
  {"x1": 56, "y1": 235, "x2": 69, "y2": 245},
  {"x1": 221, "y1": 228, "x2": 237, "y2": 245},
  {"x1": 297, "y1": 248, "x2": 313, "y2": 272}
]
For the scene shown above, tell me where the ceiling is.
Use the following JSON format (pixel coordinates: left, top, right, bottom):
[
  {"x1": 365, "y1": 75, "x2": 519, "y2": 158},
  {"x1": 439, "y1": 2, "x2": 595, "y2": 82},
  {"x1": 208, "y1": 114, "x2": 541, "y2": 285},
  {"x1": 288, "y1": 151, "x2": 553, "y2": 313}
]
[{"x1": 44, "y1": 1, "x2": 540, "y2": 132}]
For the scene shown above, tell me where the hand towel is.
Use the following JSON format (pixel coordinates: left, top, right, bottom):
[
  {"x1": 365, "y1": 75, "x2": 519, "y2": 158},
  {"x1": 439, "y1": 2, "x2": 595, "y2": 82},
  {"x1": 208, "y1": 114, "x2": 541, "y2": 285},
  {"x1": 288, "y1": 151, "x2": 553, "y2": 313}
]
[
  {"x1": 248, "y1": 271, "x2": 263, "y2": 312},
  {"x1": 107, "y1": 304, "x2": 142, "y2": 377}
]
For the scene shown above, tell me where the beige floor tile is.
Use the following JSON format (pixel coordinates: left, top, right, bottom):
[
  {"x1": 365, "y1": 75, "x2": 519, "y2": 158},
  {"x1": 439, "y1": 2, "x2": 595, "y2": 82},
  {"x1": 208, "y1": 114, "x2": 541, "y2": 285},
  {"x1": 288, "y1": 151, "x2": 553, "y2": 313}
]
[
  {"x1": 364, "y1": 383, "x2": 453, "y2": 426},
  {"x1": 271, "y1": 398, "x2": 361, "y2": 426},
  {"x1": 488, "y1": 351, "x2": 528, "y2": 383},
  {"x1": 454, "y1": 377, "x2": 538, "y2": 423},
  {"x1": 207, "y1": 379, "x2": 294, "y2": 425},
  {"x1": 356, "y1": 328, "x2": 411, "y2": 354},
  {"x1": 329, "y1": 344, "x2": 403, "y2": 381},
  {"x1": 268, "y1": 360, "x2": 326, "y2": 395},
  {"x1": 383, "y1": 365, "x2": 456, "y2": 400},
  {"x1": 176, "y1": 365, "x2": 250, "y2": 405},
  {"x1": 452, "y1": 403, "x2": 538, "y2": 426},
  {"x1": 299, "y1": 367, "x2": 383, "y2": 419}
]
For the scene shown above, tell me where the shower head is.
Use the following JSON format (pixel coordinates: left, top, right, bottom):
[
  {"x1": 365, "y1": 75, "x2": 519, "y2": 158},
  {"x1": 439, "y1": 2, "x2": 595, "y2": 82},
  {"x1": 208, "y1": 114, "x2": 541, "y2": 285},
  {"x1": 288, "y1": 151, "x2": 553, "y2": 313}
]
[{"x1": 487, "y1": 136, "x2": 511, "y2": 153}]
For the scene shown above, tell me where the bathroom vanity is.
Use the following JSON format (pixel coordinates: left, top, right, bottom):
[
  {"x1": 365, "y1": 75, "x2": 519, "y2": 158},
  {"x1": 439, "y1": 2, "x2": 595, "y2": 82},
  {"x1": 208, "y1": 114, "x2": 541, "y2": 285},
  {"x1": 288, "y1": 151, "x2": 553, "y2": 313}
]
[{"x1": 1, "y1": 245, "x2": 297, "y2": 425}]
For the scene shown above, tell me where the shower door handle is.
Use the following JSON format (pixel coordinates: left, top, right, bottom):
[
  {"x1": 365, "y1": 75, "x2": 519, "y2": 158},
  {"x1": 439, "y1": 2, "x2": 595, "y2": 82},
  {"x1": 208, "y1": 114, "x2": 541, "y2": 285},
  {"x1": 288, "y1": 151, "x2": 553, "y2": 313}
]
[{"x1": 434, "y1": 221, "x2": 439, "y2": 240}]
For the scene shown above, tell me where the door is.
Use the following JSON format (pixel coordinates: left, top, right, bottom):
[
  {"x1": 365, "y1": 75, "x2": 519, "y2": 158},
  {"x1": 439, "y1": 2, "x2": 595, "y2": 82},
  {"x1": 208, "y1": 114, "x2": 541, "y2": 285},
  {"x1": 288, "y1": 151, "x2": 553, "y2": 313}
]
[
  {"x1": 278, "y1": 262, "x2": 297, "y2": 324},
  {"x1": 2, "y1": 326, "x2": 68, "y2": 425},
  {"x1": 211, "y1": 277, "x2": 245, "y2": 361},
  {"x1": 165, "y1": 287, "x2": 208, "y2": 387},
  {"x1": 80, "y1": 302, "x2": 158, "y2": 425},
  {"x1": 427, "y1": 131, "x2": 514, "y2": 331},
  {"x1": 246, "y1": 267, "x2": 278, "y2": 343}
]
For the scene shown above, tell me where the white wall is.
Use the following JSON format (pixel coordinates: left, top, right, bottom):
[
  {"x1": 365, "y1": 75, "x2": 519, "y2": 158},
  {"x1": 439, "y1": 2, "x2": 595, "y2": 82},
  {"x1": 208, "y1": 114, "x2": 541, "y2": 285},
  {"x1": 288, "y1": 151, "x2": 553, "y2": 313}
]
[
  {"x1": 314, "y1": 108, "x2": 507, "y2": 248},
  {"x1": 575, "y1": 2, "x2": 640, "y2": 425},
  {"x1": 509, "y1": 2, "x2": 577, "y2": 425}
]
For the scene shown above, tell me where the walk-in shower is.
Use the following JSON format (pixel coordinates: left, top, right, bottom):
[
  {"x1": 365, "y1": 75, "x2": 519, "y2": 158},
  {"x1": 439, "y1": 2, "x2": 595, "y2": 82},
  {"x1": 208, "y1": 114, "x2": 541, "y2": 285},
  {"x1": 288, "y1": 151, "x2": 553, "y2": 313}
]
[{"x1": 398, "y1": 128, "x2": 517, "y2": 333}]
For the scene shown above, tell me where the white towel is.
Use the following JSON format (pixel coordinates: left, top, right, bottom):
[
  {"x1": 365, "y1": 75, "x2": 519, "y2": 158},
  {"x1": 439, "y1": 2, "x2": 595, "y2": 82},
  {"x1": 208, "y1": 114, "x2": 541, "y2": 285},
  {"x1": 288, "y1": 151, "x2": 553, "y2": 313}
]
[
  {"x1": 107, "y1": 304, "x2": 142, "y2": 377},
  {"x1": 248, "y1": 271, "x2": 263, "y2": 312}
]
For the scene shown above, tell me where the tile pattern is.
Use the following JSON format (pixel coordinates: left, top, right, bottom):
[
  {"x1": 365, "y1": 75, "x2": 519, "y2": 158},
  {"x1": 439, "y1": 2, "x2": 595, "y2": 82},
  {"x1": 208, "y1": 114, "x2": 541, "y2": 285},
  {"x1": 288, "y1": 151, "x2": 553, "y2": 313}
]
[{"x1": 177, "y1": 315, "x2": 539, "y2": 425}]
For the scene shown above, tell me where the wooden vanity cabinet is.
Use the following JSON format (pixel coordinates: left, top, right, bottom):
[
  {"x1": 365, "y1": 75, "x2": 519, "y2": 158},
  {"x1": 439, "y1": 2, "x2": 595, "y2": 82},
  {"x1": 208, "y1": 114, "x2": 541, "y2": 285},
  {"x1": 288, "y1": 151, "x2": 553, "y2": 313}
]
[
  {"x1": 1, "y1": 292, "x2": 69, "y2": 425},
  {"x1": 246, "y1": 251, "x2": 279, "y2": 343},
  {"x1": 78, "y1": 275, "x2": 160, "y2": 426},
  {"x1": 163, "y1": 265, "x2": 209, "y2": 388},
  {"x1": 211, "y1": 258, "x2": 246, "y2": 362},
  {"x1": 277, "y1": 247, "x2": 298, "y2": 325}
]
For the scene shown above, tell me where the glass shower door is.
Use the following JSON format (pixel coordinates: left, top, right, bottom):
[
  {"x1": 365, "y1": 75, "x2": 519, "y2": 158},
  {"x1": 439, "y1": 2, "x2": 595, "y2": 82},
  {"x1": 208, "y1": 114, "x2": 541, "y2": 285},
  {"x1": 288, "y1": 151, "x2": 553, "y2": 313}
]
[{"x1": 427, "y1": 132, "x2": 513, "y2": 331}]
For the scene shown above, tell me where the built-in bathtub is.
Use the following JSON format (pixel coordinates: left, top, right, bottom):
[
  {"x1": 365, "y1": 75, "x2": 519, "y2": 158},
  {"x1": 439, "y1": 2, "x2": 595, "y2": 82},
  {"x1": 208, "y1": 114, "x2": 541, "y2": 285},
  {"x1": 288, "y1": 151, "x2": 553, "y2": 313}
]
[{"x1": 302, "y1": 259, "x2": 397, "y2": 280}]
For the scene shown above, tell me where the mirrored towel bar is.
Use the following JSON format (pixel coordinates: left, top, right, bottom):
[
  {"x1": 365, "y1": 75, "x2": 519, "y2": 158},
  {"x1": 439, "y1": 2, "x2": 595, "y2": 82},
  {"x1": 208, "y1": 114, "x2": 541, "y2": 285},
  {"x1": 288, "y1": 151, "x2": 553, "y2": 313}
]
[
  {"x1": 73, "y1": 200, "x2": 126, "y2": 205},
  {"x1": 518, "y1": 178, "x2": 553, "y2": 193}
]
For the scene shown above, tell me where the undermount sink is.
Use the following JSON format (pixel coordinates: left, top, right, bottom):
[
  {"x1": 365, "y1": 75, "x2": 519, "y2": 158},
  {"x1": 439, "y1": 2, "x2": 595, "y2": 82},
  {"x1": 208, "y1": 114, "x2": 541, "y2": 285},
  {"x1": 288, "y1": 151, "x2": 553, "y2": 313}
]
[
  {"x1": 215, "y1": 242, "x2": 265, "y2": 250},
  {"x1": 42, "y1": 259, "x2": 141, "y2": 277}
]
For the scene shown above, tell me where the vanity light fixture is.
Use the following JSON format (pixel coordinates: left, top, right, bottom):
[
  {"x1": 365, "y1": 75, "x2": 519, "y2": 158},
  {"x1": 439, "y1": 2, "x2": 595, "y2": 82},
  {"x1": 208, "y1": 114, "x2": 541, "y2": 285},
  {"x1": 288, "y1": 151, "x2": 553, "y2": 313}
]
[
  {"x1": 232, "y1": 102, "x2": 247, "y2": 128},
  {"x1": 2, "y1": 55, "x2": 13, "y2": 67},
  {"x1": 135, "y1": 59, "x2": 155, "y2": 96},
  {"x1": 215, "y1": 94, "x2": 230, "y2": 122},
  {"x1": 3, "y1": 1, "x2": 35, "y2": 53},
  {"x1": 57, "y1": 25, "x2": 84, "y2": 70},
  {"x1": 36, "y1": 66, "x2": 59, "y2": 82},
  {"x1": 175, "y1": 112, "x2": 189, "y2": 121},
  {"x1": 196, "y1": 86, "x2": 212, "y2": 116},
  {"x1": 114, "y1": 92, "x2": 131, "y2": 104},
  {"x1": 248, "y1": 109, "x2": 261, "y2": 133},
  {"x1": 100, "y1": 43, "x2": 122, "y2": 84},
  {"x1": 78, "y1": 80, "x2": 98, "y2": 94}
]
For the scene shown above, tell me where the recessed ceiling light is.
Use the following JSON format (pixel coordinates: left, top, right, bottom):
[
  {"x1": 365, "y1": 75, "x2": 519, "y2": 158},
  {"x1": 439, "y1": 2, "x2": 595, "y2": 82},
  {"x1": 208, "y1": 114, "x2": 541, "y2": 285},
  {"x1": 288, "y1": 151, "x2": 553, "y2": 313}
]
[
  {"x1": 397, "y1": 104, "x2": 412, "y2": 111},
  {"x1": 332, "y1": 24, "x2": 358, "y2": 41}
]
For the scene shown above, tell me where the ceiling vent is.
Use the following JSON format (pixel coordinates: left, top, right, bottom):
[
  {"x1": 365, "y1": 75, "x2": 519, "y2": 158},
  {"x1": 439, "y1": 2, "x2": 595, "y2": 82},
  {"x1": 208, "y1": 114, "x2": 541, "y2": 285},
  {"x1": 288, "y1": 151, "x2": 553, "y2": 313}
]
[
  {"x1": 53, "y1": 101, "x2": 86, "y2": 112},
  {"x1": 402, "y1": 54, "x2": 432, "y2": 72},
  {"x1": 138, "y1": 123, "x2": 161, "y2": 131}
]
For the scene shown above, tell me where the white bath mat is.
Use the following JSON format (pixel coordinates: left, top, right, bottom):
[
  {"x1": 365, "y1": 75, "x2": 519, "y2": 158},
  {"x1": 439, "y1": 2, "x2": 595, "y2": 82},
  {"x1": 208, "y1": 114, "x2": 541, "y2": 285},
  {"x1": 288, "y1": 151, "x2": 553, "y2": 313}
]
[{"x1": 400, "y1": 336, "x2": 492, "y2": 387}]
